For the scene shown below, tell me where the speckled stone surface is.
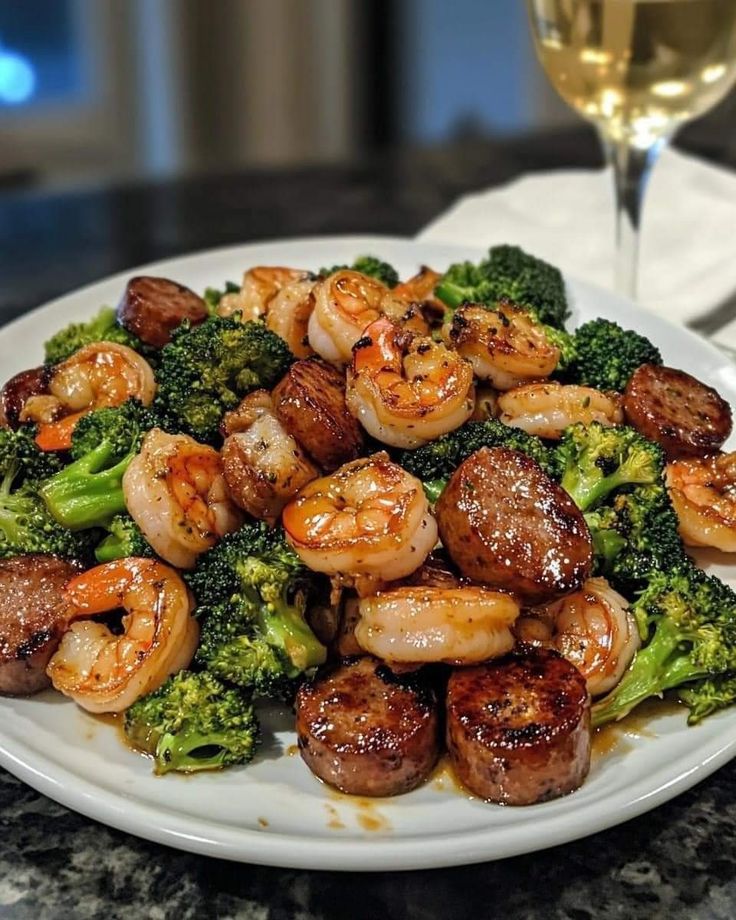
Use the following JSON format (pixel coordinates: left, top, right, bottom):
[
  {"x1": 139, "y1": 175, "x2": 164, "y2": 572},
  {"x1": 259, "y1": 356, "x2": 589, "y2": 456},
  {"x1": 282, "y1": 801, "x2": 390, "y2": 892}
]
[
  {"x1": 3, "y1": 128, "x2": 736, "y2": 918},
  {"x1": 2, "y1": 760, "x2": 736, "y2": 919}
]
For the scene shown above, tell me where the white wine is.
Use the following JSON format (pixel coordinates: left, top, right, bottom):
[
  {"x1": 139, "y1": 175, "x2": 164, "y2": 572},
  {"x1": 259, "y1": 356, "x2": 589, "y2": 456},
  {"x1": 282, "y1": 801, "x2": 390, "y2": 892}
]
[{"x1": 527, "y1": 0, "x2": 736, "y2": 144}]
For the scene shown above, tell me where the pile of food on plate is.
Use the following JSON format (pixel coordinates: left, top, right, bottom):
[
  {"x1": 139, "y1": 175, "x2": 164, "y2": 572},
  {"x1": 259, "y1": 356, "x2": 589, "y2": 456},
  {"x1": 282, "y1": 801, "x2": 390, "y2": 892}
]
[{"x1": 1, "y1": 245, "x2": 735, "y2": 806}]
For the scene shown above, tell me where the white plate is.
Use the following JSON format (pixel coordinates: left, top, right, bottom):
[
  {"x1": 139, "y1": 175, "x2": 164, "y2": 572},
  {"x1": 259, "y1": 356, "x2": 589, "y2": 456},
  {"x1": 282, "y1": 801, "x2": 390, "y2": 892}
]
[{"x1": 1, "y1": 235, "x2": 735, "y2": 872}]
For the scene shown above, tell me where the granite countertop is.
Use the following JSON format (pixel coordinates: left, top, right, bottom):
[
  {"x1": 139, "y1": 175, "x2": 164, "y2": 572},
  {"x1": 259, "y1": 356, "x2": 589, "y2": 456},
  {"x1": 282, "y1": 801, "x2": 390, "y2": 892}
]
[{"x1": 2, "y1": 126, "x2": 736, "y2": 919}]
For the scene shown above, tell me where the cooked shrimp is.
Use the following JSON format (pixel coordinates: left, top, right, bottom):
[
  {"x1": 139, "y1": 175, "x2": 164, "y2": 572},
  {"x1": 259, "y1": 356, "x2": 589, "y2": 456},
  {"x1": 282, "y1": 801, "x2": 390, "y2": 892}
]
[
  {"x1": 497, "y1": 382, "x2": 623, "y2": 440},
  {"x1": 218, "y1": 266, "x2": 310, "y2": 321},
  {"x1": 266, "y1": 279, "x2": 316, "y2": 358},
  {"x1": 22, "y1": 342, "x2": 156, "y2": 451},
  {"x1": 282, "y1": 452, "x2": 437, "y2": 582},
  {"x1": 666, "y1": 451, "x2": 736, "y2": 551},
  {"x1": 345, "y1": 316, "x2": 475, "y2": 449},
  {"x1": 447, "y1": 303, "x2": 560, "y2": 390},
  {"x1": 47, "y1": 558, "x2": 198, "y2": 713},
  {"x1": 391, "y1": 266, "x2": 443, "y2": 309},
  {"x1": 123, "y1": 429, "x2": 243, "y2": 569},
  {"x1": 516, "y1": 577, "x2": 639, "y2": 697},
  {"x1": 308, "y1": 270, "x2": 388, "y2": 364},
  {"x1": 356, "y1": 586, "x2": 519, "y2": 665},
  {"x1": 221, "y1": 390, "x2": 319, "y2": 523}
]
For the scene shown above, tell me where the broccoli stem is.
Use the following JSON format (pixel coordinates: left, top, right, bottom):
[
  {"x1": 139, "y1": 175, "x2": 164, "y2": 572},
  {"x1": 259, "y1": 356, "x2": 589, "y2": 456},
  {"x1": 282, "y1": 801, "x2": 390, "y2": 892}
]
[
  {"x1": 94, "y1": 532, "x2": 128, "y2": 563},
  {"x1": 433, "y1": 280, "x2": 467, "y2": 311},
  {"x1": 592, "y1": 618, "x2": 702, "y2": 726},
  {"x1": 262, "y1": 598, "x2": 327, "y2": 672},
  {"x1": 423, "y1": 479, "x2": 447, "y2": 504},
  {"x1": 155, "y1": 729, "x2": 241, "y2": 775},
  {"x1": 40, "y1": 440, "x2": 131, "y2": 530}
]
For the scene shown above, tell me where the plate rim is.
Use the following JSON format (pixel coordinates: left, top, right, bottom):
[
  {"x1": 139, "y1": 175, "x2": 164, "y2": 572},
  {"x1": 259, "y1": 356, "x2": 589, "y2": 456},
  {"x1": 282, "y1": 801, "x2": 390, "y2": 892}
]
[{"x1": 1, "y1": 232, "x2": 735, "y2": 872}]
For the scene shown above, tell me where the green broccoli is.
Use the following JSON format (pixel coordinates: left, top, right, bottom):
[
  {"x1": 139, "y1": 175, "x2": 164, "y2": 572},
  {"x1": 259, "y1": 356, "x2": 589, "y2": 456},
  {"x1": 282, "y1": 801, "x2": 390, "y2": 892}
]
[
  {"x1": 567, "y1": 318, "x2": 662, "y2": 392},
  {"x1": 203, "y1": 280, "x2": 240, "y2": 314},
  {"x1": 557, "y1": 422, "x2": 664, "y2": 513},
  {"x1": 94, "y1": 513, "x2": 154, "y2": 563},
  {"x1": 39, "y1": 400, "x2": 161, "y2": 530},
  {"x1": 398, "y1": 419, "x2": 557, "y2": 503},
  {"x1": 124, "y1": 671, "x2": 259, "y2": 774},
  {"x1": 319, "y1": 255, "x2": 399, "y2": 288},
  {"x1": 44, "y1": 306, "x2": 144, "y2": 366},
  {"x1": 435, "y1": 244, "x2": 569, "y2": 328},
  {"x1": 154, "y1": 316, "x2": 293, "y2": 443},
  {"x1": 679, "y1": 673, "x2": 736, "y2": 725},
  {"x1": 585, "y1": 483, "x2": 687, "y2": 595},
  {"x1": 188, "y1": 522, "x2": 327, "y2": 697},
  {"x1": 0, "y1": 427, "x2": 93, "y2": 559},
  {"x1": 592, "y1": 562, "x2": 736, "y2": 726}
]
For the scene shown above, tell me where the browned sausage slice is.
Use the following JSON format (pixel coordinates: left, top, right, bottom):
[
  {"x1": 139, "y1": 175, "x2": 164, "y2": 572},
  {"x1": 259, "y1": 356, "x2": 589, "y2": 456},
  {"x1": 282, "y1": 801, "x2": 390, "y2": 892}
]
[
  {"x1": 296, "y1": 656, "x2": 440, "y2": 796},
  {"x1": 271, "y1": 358, "x2": 364, "y2": 470},
  {"x1": 446, "y1": 647, "x2": 591, "y2": 805},
  {"x1": 0, "y1": 555, "x2": 80, "y2": 696},
  {"x1": 0, "y1": 367, "x2": 50, "y2": 430},
  {"x1": 118, "y1": 276, "x2": 208, "y2": 348},
  {"x1": 436, "y1": 446, "x2": 592, "y2": 605},
  {"x1": 624, "y1": 364, "x2": 732, "y2": 459}
]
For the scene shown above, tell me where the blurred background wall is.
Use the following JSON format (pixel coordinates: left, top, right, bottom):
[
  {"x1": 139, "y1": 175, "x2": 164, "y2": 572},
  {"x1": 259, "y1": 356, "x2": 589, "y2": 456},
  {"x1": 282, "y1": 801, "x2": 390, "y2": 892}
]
[
  {"x1": 0, "y1": 0, "x2": 574, "y2": 188},
  {"x1": 1, "y1": 0, "x2": 734, "y2": 190}
]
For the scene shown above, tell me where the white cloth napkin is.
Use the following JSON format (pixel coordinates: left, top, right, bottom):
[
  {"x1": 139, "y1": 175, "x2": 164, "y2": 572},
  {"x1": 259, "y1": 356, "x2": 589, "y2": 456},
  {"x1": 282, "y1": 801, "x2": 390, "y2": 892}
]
[{"x1": 418, "y1": 147, "x2": 736, "y2": 347}]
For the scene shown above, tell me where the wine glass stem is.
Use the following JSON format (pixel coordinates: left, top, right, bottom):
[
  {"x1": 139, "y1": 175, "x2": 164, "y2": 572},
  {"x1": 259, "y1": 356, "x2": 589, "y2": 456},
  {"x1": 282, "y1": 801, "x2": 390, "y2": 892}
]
[{"x1": 599, "y1": 133, "x2": 665, "y2": 301}]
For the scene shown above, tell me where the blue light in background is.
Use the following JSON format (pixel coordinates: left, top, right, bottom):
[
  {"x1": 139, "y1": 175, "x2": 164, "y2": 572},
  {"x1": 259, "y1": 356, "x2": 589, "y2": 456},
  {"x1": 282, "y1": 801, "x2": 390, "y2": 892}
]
[{"x1": 0, "y1": 44, "x2": 36, "y2": 105}]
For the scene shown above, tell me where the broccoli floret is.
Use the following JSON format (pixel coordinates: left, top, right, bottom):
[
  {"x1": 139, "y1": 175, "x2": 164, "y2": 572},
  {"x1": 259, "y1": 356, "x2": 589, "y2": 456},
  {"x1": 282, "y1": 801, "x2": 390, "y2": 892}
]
[
  {"x1": 568, "y1": 318, "x2": 662, "y2": 392},
  {"x1": 124, "y1": 671, "x2": 259, "y2": 774},
  {"x1": 95, "y1": 513, "x2": 154, "y2": 563},
  {"x1": 680, "y1": 673, "x2": 736, "y2": 725},
  {"x1": 592, "y1": 562, "x2": 736, "y2": 726},
  {"x1": 319, "y1": 255, "x2": 399, "y2": 288},
  {"x1": 0, "y1": 427, "x2": 93, "y2": 559},
  {"x1": 435, "y1": 245, "x2": 569, "y2": 328},
  {"x1": 44, "y1": 306, "x2": 144, "y2": 366},
  {"x1": 154, "y1": 316, "x2": 293, "y2": 443},
  {"x1": 398, "y1": 419, "x2": 557, "y2": 503},
  {"x1": 203, "y1": 280, "x2": 240, "y2": 314},
  {"x1": 557, "y1": 422, "x2": 664, "y2": 513},
  {"x1": 586, "y1": 484, "x2": 687, "y2": 595},
  {"x1": 188, "y1": 522, "x2": 327, "y2": 697},
  {"x1": 40, "y1": 400, "x2": 160, "y2": 530}
]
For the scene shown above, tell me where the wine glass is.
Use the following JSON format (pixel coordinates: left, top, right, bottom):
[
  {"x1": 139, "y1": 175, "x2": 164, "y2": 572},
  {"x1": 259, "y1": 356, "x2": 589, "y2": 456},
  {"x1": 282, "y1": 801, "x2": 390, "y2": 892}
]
[{"x1": 526, "y1": 0, "x2": 736, "y2": 300}]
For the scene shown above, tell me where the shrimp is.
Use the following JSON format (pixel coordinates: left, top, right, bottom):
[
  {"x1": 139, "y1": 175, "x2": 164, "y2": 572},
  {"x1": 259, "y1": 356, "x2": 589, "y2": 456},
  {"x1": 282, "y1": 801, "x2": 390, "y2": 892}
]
[
  {"x1": 391, "y1": 266, "x2": 443, "y2": 310},
  {"x1": 46, "y1": 558, "x2": 199, "y2": 713},
  {"x1": 217, "y1": 266, "x2": 310, "y2": 321},
  {"x1": 515, "y1": 577, "x2": 639, "y2": 697},
  {"x1": 356, "y1": 586, "x2": 519, "y2": 665},
  {"x1": 666, "y1": 451, "x2": 736, "y2": 551},
  {"x1": 497, "y1": 381, "x2": 623, "y2": 440},
  {"x1": 21, "y1": 342, "x2": 156, "y2": 451},
  {"x1": 282, "y1": 452, "x2": 437, "y2": 583},
  {"x1": 123, "y1": 429, "x2": 243, "y2": 569},
  {"x1": 345, "y1": 316, "x2": 475, "y2": 449},
  {"x1": 221, "y1": 390, "x2": 319, "y2": 523},
  {"x1": 265, "y1": 279, "x2": 317, "y2": 358},
  {"x1": 447, "y1": 303, "x2": 560, "y2": 390},
  {"x1": 307, "y1": 270, "x2": 388, "y2": 364}
]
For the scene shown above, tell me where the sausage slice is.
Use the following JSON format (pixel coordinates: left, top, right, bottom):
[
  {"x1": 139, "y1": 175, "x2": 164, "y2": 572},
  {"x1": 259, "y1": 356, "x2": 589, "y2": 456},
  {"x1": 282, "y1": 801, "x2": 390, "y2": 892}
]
[
  {"x1": 0, "y1": 367, "x2": 50, "y2": 430},
  {"x1": 624, "y1": 364, "x2": 732, "y2": 459},
  {"x1": 436, "y1": 447, "x2": 593, "y2": 605},
  {"x1": 271, "y1": 358, "x2": 364, "y2": 470},
  {"x1": 296, "y1": 656, "x2": 440, "y2": 796},
  {"x1": 118, "y1": 276, "x2": 208, "y2": 347},
  {"x1": 0, "y1": 555, "x2": 80, "y2": 696},
  {"x1": 446, "y1": 647, "x2": 591, "y2": 805}
]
